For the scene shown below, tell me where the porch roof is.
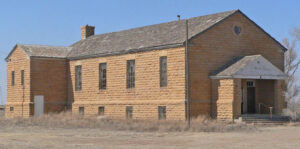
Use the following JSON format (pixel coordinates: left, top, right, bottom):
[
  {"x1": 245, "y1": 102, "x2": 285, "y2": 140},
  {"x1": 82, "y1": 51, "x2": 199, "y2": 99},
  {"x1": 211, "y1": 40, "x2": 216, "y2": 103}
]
[{"x1": 210, "y1": 55, "x2": 287, "y2": 80}]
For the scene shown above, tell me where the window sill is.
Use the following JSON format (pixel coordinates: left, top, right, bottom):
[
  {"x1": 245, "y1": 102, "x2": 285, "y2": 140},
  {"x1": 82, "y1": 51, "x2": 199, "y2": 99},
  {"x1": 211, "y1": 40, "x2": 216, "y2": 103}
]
[
  {"x1": 98, "y1": 89, "x2": 107, "y2": 93},
  {"x1": 160, "y1": 86, "x2": 168, "y2": 90},
  {"x1": 75, "y1": 90, "x2": 82, "y2": 93},
  {"x1": 126, "y1": 88, "x2": 135, "y2": 93}
]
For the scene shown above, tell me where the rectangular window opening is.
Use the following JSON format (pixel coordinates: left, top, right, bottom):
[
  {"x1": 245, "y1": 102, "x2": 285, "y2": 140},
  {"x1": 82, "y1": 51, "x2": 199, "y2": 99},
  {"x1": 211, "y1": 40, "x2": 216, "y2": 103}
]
[
  {"x1": 126, "y1": 60, "x2": 135, "y2": 88},
  {"x1": 247, "y1": 81, "x2": 255, "y2": 87},
  {"x1": 126, "y1": 106, "x2": 133, "y2": 119},
  {"x1": 75, "y1": 65, "x2": 82, "y2": 91},
  {"x1": 99, "y1": 63, "x2": 107, "y2": 90},
  {"x1": 79, "y1": 107, "x2": 84, "y2": 115},
  {"x1": 158, "y1": 106, "x2": 166, "y2": 120},
  {"x1": 98, "y1": 106, "x2": 105, "y2": 116},
  {"x1": 21, "y1": 70, "x2": 24, "y2": 86},
  {"x1": 10, "y1": 107, "x2": 14, "y2": 111},
  {"x1": 11, "y1": 71, "x2": 15, "y2": 86},
  {"x1": 160, "y1": 56, "x2": 167, "y2": 87}
]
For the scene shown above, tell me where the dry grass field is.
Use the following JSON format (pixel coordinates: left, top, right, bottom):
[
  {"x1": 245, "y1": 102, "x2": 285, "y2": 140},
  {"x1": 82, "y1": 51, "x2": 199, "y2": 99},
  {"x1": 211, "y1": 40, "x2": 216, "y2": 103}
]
[{"x1": 0, "y1": 112, "x2": 300, "y2": 149}]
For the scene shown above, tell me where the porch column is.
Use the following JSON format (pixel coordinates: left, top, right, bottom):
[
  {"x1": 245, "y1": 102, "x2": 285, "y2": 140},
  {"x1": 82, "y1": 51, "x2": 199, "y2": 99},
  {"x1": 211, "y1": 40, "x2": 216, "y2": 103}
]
[
  {"x1": 274, "y1": 80, "x2": 286, "y2": 114},
  {"x1": 216, "y1": 79, "x2": 241, "y2": 121}
]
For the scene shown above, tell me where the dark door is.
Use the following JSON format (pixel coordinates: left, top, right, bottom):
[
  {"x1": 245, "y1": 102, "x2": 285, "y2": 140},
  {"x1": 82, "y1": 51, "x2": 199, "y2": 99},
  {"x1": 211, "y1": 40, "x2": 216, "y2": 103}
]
[{"x1": 247, "y1": 87, "x2": 255, "y2": 113}]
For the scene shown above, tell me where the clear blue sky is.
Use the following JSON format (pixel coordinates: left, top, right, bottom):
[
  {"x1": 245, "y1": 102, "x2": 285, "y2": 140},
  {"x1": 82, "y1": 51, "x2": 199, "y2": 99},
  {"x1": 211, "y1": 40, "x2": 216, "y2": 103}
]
[{"x1": 0, "y1": 0, "x2": 300, "y2": 104}]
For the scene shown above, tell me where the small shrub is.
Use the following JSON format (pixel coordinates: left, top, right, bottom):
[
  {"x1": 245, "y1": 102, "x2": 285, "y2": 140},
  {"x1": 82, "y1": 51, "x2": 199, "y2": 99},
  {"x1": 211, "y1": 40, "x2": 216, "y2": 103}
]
[{"x1": 283, "y1": 103, "x2": 300, "y2": 121}]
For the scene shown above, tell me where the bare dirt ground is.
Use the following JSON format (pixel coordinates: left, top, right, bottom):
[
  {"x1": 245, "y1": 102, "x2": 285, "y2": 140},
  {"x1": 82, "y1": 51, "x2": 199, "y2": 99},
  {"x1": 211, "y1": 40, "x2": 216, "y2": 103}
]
[
  {"x1": 0, "y1": 112, "x2": 300, "y2": 149},
  {"x1": 0, "y1": 126, "x2": 300, "y2": 149}
]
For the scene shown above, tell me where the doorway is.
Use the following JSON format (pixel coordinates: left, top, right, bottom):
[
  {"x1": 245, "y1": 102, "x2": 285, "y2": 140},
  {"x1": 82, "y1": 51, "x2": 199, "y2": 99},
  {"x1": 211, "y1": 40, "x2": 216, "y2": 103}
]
[
  {"x1": 247, "y1": 81, "x2": 256, "y2": 113},
  {"x1": 34, "y1": 95, "x2": 44, "y2": 117}
]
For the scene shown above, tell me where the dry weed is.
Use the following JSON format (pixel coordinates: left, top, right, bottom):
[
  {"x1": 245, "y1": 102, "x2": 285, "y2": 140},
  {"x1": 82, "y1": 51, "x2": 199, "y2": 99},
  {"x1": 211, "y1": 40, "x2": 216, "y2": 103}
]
[
  {"x1": 0, "y1": 110, "x2": 4, "y2": 117},
  {"x1": 0, "y1": 112, "x2": 256, "y2": 132}
]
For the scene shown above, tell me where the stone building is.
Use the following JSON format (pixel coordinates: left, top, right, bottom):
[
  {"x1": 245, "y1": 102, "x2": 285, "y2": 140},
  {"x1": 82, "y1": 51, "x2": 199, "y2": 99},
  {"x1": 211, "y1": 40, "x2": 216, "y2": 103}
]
[{"x1": 5, "y1": 10, "x2": 287, "y2": 121}]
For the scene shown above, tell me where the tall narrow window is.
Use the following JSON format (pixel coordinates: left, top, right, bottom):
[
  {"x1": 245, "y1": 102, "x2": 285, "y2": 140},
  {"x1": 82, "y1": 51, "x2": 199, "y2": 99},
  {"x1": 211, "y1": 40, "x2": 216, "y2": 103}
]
[
  {"x1": 160, "y1": 56, "x2": 167, "y2": 87},
  {"x1": 11, "y1": 71, "x2": 15, "y2": 86},
  {"x1": 126, "y1": 106, "x2": 133, "y2": 119},
  {"x1": 99, "y1": 63, "x2": 107, "y2": 90},
  {"x1": 126, "y1": 60, "x2": 135, "y2": 88},
  {"x1": 98, "y1": 106, "x2": 105, "y2": 116},
  {"x1": 158, "y1": 106, "x2": 166, "y2": 120},
  {"x1": 75, "y1": 65, "x2": 82, "y2": 91},
  {"x1": 79, "y1": 107, "x2": 84, "y2": 115},
  {"x1": 21, "y1": 70, "x2": 24, "y2": 86}
]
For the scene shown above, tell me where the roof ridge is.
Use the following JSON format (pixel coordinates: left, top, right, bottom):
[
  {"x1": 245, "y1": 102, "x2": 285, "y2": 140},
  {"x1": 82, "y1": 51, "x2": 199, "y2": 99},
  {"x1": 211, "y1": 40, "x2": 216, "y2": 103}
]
[
  {"x1": 17, "y1": 43, "x2": 71, "y2": 49},
  {"x1": 81, "y1": 9, "x2": 238, "y2": 41},
  {"x1": 69, "y1": 10, "x2": 240, "y2": 58}
]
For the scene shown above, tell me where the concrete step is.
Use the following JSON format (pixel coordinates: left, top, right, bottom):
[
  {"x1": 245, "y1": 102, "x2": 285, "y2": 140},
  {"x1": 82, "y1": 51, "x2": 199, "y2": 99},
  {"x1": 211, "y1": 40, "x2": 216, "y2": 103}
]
[
  {"x1": 244, "y1": 121, "x2": 289, "y2": 125},
  {"x1": 239, "y1": 114, "x2": 291, "y2": 125},
  {"x1": 242, "y1": 118, "x2": 290, "y2": 121}
]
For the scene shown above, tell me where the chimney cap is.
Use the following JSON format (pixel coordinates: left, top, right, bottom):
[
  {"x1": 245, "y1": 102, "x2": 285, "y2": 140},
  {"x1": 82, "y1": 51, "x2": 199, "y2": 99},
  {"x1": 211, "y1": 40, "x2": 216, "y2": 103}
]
[
  {"x1": 81, "y1": 24, "x2": 95, "y2": 28},
  {"x1": 81, "y1": 25, "x2": 95, "y2": 40}
]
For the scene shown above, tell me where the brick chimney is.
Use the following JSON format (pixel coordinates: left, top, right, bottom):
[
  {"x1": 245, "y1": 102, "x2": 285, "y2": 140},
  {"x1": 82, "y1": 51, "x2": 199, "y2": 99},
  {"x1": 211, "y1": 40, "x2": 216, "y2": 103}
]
[{"x1": 81, "y1": 25, "x2": 95, "y2": 40}]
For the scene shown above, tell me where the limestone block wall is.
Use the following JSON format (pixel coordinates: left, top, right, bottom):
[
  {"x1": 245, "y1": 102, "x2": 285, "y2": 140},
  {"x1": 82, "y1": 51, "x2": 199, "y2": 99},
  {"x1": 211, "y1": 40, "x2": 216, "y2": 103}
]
[
  {"x1": 69, "y1": 47, "x2": 186, "y2": 120},
  {"x1": 188, "y1": 11, "x2": 285, "y2": 118},
  {"x1": 214, "y1": 79, "x2": 241, "y2": 120},
  {"x1": 274, "y1": 80, "x2": 286, "y2": 114},
  {"x1": 5, "y1": 46, "x2": 69, "y2": 118},
  {"x1": 190, "y1": 101, "x2": 211, "y2": 118},
  {"x1": 72, "y1": 101, "x2": 185, "y2": 120},
  {"x1": 30, "y1": 58, "x2": 68, "y2": 114},
  {"x1": 5, "y1": 47, "x2": 31, "y2": 118}
]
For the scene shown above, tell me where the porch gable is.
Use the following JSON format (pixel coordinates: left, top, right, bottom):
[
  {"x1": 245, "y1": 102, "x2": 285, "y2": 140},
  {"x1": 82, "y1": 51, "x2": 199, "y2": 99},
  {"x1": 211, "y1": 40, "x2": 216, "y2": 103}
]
[{"x1": 210, "y1": 55, "x2": 286, "y2": 80}]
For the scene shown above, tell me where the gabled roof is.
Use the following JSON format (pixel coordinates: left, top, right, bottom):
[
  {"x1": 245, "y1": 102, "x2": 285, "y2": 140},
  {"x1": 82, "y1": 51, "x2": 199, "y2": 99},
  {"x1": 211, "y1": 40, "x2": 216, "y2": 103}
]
[
  {"x1": 68, "y1": 10, "x2": 239, "y2": 59},
  {"x1": 5, "y1": 44, "x2": 72, "y2": 61},
  {"x1": 210, "y1": 55, "x2": 286, "y2": 80},
  {"x1": 5, "y1": 10, "x2": 288, "y2": 61}
]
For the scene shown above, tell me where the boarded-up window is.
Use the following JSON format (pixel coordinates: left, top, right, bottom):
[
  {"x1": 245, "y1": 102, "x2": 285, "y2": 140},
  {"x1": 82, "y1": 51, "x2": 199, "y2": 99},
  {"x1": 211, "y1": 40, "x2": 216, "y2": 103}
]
[
  {"x1": 126, "y1": 106, "x2": 133, "y2": 119},
  {"x1": 126, "y1": 60, "x2": 135, "y2": 88},
  {"x1": 158, "y1": 106, "x2": 166, "y2": 120},
  {"x1": 79, "y1": 107, "x2": 84, "y2": 115},
  {"x1": 99, "y1": 63, "x2": 107, "y2": 90},
  {"x1": 21, "y1": 70, "x2": 24, "y2": 86},
  {"x1": 160, "y1": 56, "x2": 167, "y2": 87},
  {"x1": 11, "y1": 71, "x2": 15, "y2": 86},
  {"x1": 75, "y1": 65, "x2": 82, "y2": 91},
  {"x1": 98, "y1": 106, "x2": 104, "y2": 116}
]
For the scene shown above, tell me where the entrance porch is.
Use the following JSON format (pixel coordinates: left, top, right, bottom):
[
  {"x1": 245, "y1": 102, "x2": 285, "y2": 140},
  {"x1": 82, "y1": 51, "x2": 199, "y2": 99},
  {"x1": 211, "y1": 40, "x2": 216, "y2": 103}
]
[{"x1": 210, "y1": 55, "x2": 286, "y2": 120}]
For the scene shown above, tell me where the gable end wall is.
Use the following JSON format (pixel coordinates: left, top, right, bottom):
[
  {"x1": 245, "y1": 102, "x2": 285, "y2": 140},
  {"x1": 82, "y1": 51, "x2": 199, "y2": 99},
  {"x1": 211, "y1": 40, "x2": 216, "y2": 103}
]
[
  {"x1": 5, "y1": 47, "x2": 31, "y2": 117},
  {"x1": 188, "y1": 12, "x2": 285, "y2": 117}
]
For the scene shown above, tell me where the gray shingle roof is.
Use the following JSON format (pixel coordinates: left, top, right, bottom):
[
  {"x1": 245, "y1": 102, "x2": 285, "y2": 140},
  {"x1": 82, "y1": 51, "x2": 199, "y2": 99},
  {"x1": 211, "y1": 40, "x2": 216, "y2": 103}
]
[
  {"x1": 6, "y1": 44, "x2": 72, "y2": 60},
  {"x1": 210, "y1": 55, "x2": 286, "y2": 79},
  {"x1": 19, "y1": 44, "x2": 72, "y2": 58},
  {"x1": 68, "y1": 10, "x2": 239, "y2": 59},
  {"x1": 6, "y1": 9, "x2": 288, "y2": 61},
  {"x1": 211, "y1": 55, "x2": 261, "y2": 76}
]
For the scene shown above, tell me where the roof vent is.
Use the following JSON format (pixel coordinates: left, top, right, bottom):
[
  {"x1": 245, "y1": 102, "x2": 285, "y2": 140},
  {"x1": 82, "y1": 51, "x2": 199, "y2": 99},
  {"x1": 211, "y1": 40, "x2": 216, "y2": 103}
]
[
  {"x1": 81, "y1": 25, "x2": 95, "y2": 40},
  {"x1": 177, "y1": 15, "x2": 181, "y2": 21}
]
